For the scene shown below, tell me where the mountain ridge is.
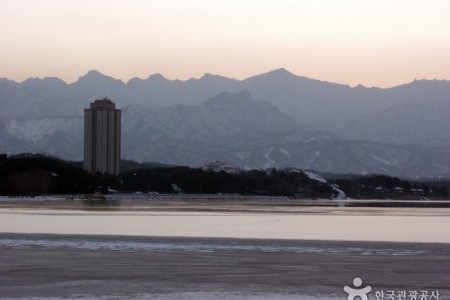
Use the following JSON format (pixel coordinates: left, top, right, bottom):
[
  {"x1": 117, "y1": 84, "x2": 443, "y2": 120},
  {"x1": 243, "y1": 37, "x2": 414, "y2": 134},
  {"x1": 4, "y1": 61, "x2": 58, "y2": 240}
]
[
  {"x1": 3, "y1": 68, "x2": 450, "y2": 122},
  {"x1": 1, "y1": 69, "x2": 450, "y2": 177},
  {"x1": 1, "y1": 90, "x2": 449, "y2": 178},
  {"x1": 7, "y1": 68, "x2": 449, "y2": 88}
]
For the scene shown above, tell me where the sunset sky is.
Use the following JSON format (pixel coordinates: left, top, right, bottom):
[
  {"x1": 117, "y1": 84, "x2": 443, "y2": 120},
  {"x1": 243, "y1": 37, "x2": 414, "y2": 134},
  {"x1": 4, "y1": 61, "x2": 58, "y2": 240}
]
[{"x1": 1, "y1": 0, "x2": 450, "y2": 87}]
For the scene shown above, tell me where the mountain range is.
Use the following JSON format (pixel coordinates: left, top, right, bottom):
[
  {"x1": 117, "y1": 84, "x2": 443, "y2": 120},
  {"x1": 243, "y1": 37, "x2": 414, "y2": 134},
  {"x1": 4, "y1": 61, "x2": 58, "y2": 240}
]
[{"x1": 1, "y1": 69, "x2": 449, "y2": 178}]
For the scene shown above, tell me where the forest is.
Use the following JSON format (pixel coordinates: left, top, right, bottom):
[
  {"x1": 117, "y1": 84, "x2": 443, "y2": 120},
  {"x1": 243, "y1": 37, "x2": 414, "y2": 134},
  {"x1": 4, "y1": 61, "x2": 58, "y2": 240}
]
[{"x1": 0, "y1": 154, "x2": 447, "y2": 199}]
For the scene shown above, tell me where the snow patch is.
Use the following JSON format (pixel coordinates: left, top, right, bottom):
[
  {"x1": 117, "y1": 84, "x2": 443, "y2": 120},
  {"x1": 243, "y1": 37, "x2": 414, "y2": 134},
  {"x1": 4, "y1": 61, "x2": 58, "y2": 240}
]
[
  {"x1": 263, "y1": 147, "x2": 275, "y2": 169},
  {"x1": 371, "y1": 154, "x2": 394, "y2": 166},
  {"x1": 331, "y1": 184, "x2": 347, "y2": 200},
  {"x1": 303, "y1": 171, "x2": 346, "y2": 199},
  {"x1": 303, "y1": 171, "x2": 327, "y2": 184},
  {"x1": 279, "y1": 148, "x2": 290, "y2": 156}
]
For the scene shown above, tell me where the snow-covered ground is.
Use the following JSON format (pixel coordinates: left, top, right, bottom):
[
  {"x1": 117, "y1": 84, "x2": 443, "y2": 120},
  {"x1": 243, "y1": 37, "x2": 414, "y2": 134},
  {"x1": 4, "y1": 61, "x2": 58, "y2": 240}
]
[{"x1": 1, "y1": 208, "x2": 450, "y2": 243}]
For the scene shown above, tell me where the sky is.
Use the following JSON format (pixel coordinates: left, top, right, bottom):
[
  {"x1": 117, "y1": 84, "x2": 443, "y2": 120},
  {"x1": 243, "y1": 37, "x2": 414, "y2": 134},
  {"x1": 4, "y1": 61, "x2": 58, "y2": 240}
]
[{"x1": 1, "y1": 0, "x2": 450, "y2": 87}]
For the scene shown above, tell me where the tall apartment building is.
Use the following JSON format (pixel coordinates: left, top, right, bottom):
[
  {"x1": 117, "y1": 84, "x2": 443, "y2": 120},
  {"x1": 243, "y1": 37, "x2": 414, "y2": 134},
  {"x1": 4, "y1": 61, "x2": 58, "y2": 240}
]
[{"x1": 83, "y1": 99, "x2": 121, "y2": 175}]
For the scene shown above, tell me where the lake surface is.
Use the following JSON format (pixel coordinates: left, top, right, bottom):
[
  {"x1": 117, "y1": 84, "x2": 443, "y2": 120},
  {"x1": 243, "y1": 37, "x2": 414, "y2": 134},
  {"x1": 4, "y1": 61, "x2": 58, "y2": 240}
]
[{"x1": 1, "y1": 203, "x2": 449, "y2": 299}]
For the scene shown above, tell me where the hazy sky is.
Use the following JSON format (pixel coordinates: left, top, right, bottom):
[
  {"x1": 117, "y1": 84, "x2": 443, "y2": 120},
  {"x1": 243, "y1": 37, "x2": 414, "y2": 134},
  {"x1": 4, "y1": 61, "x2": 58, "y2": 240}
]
[{"x1": 1, "y1": 0, "x2": 450, "y2": 87}]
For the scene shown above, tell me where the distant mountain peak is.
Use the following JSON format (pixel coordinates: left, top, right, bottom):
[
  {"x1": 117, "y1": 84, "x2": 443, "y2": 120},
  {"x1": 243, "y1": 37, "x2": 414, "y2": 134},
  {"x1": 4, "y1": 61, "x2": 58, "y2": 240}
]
[
  {"x1": 0, "y1": 78, "x2": 17, "y2": 85},
  {"x1": 20, "y1": 77, "x2": 37, "y2": 85},
  {"x1": 77, "y1": 70, "x2": 106, "y2": 81},
  {"x1": 43, "y1": 77, "x2": 66, "y2": 84},
  {"x1": 85, "y1": 70, "x2": 105, "y2": 77},
  {"x1": 273, "y1": 67, "x2": 292, "y2": 73},
  {"x1": 76, "y1": 70, "x2": 124, "y2": 85},
  {"x1": 79, "y1": 70, "x2": 115, "y2": 80},
  {"x1": 126, "y1": 77, "x2": 143, "y2": 84},
  {"x1": 147, "y1": 73, "x2": 167, "y2": 80},
  {"x1": 244, "y1": 68, "x2": 297, "y2": 82},
  {"x1": 200, "y1": 72, "x2": 230, "y2": 80},
  {"x1": 266, "y1": 68, "x2": 294, "y2": 76},
  {"x1": 201, "y1": 72, "x2": 216, "y2": 78},
  {"x1": 171, "y1": 73, "x2": 235, "y2": 83}
]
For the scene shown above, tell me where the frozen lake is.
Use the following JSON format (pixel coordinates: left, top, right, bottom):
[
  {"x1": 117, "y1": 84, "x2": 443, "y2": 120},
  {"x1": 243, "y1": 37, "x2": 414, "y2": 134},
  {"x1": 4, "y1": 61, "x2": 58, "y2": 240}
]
[
  {"x1": 1, "y1": 204, "x2": 449, "y2": 299},
  {"x1": 1, "y1": 207, "x2": 450, "y2": 243},
  {"x1": 1, "y1": 232, "x2": 449, "y2": 300}
]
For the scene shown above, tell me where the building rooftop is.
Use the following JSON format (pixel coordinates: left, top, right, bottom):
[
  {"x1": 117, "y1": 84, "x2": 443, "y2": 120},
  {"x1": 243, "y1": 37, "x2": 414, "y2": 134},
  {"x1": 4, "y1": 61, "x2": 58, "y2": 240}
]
[{"x1": 90, "y1": 98, "x2": 116, "y2": 109}]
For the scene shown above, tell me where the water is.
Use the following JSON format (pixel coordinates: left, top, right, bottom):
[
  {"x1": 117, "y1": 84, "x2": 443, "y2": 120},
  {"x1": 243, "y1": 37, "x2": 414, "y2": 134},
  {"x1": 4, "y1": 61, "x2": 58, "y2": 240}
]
[{"x1": 1, "y1": 205, "x2": 449, "y2": 300}]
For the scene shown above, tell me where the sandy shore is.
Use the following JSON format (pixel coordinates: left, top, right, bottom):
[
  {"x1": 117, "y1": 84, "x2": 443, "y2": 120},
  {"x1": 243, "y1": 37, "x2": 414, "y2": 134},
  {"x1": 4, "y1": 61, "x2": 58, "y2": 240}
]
[
  {"x1": 1, "y1": 206, "x2": 450, "y2": 243},
  {"x1": 1, "y1": 233, "x2": 449, "y2": 299}
]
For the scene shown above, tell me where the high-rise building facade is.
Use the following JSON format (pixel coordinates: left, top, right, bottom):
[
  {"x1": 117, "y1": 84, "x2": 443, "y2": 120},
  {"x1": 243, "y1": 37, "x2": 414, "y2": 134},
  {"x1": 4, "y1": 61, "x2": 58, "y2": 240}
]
[{"x1": 84, "y1": 99, "x2": 121, "y2": 175}]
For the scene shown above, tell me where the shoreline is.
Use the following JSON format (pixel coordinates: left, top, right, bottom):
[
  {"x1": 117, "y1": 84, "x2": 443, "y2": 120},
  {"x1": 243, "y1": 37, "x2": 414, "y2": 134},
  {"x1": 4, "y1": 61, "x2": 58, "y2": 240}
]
[
  {"x1": 1, "y1": 232, "x2": 449, "y2": 250},
  {"x1": 1, "y1": 195, "x2": 450, "y2": 208},
  {"x1": 2, "y1": 197, "x2": 450, "y2": 212}
]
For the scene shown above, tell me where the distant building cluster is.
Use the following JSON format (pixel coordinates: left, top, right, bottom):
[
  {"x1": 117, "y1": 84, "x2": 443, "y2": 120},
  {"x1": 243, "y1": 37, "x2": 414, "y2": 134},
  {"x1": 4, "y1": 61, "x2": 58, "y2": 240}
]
[{"x1": 83, "y1": 98, "x2": 121, "y2": 175}]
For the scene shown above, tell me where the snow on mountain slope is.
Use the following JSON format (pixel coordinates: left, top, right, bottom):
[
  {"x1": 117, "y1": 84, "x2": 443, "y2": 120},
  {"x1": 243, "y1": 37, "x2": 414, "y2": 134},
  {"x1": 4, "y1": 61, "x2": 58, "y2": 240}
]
[
  {"x1": 315, "y1": 100, "x2": 450, "y2": 147},
  {"x1": 1, "y1": 90, "x2": 449, "y2": 178},
  {"x1": 0, "y1": 117, "x2": 83, "y2": 160},
  {"x1": 121, "y1": 90, "x2": 304, "y2": 162},
  {"x1": 303, "y1": 170, "x2": 346, "y2": 199},
  {"x1": 6, "y1": 117, "x2": 82, "y2": 143},
  {"x1": 2, "y1": 69, "x2": 450, "y2": 127}
]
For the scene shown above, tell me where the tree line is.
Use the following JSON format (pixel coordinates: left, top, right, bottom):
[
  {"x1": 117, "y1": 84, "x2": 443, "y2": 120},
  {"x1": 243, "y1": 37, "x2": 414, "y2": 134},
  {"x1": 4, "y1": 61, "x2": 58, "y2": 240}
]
[{"x1": 0, "y1": 154, "x2": 447, "y2": 199}]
